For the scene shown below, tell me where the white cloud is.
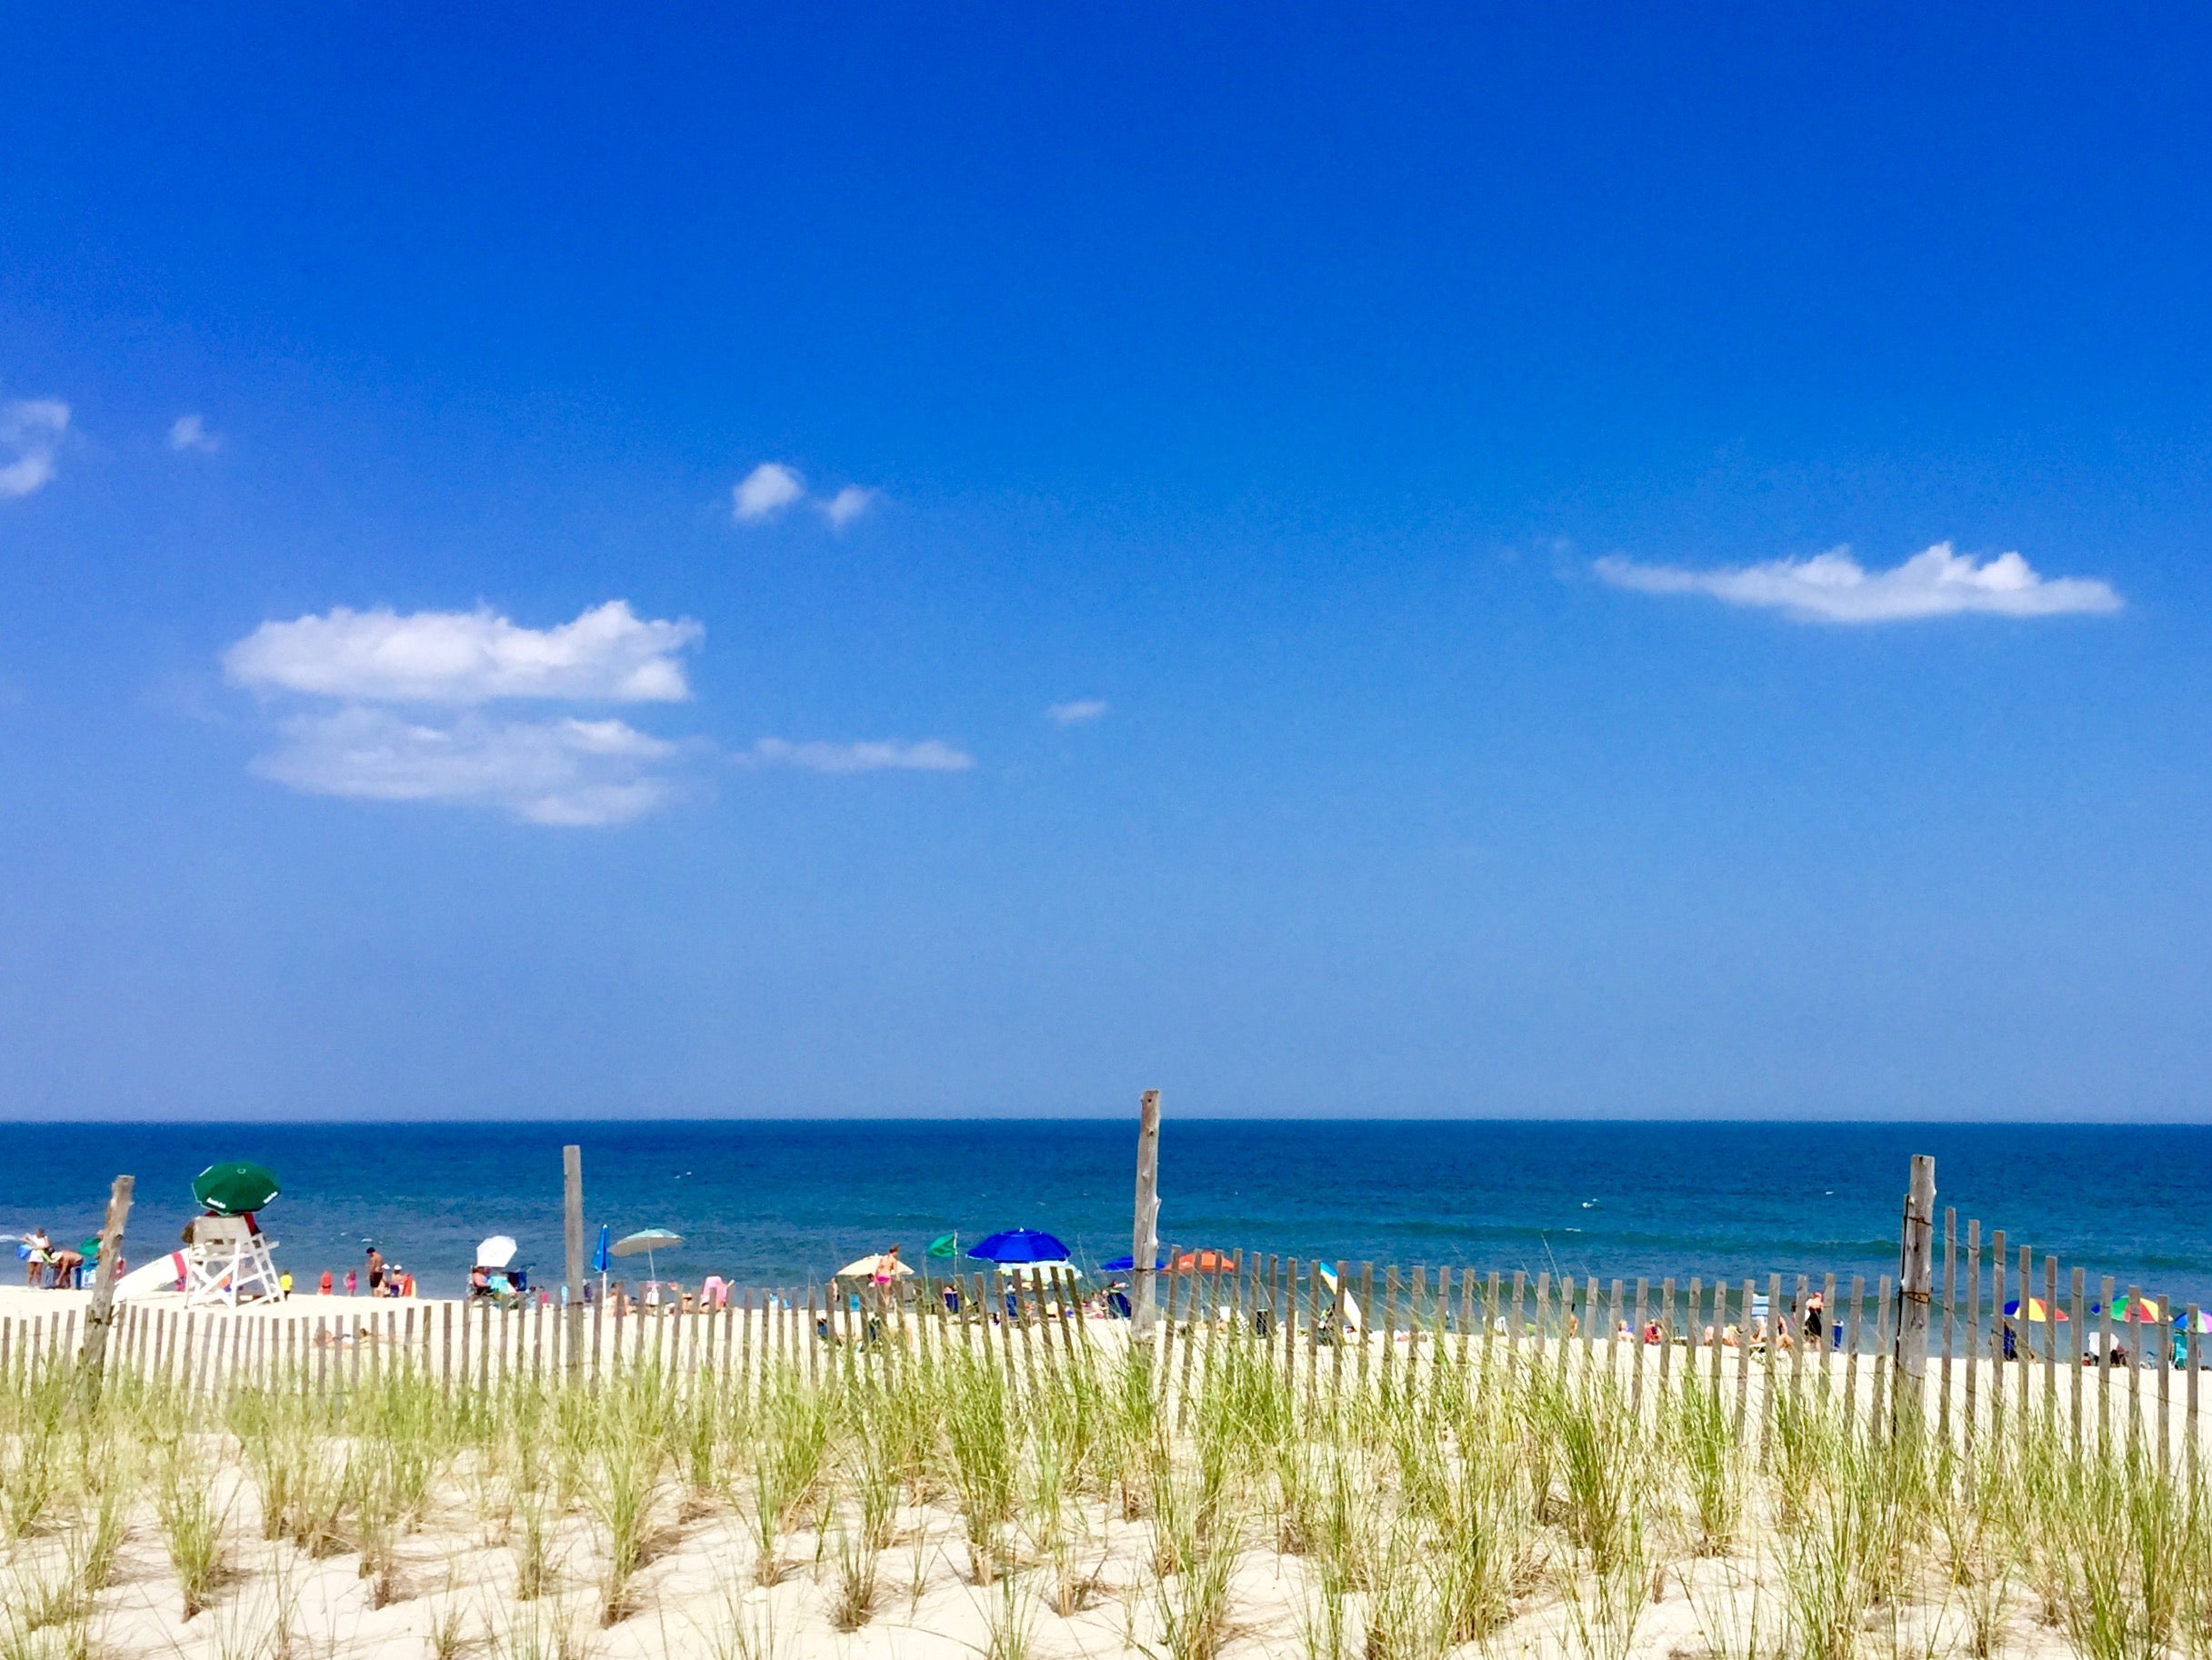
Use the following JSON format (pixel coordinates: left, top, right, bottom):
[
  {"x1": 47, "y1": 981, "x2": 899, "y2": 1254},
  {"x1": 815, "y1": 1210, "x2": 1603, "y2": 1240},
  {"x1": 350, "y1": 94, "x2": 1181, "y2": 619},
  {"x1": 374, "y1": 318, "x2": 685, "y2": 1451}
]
[
  {"x1": 168, "y1": 414, "x2": 220, "y2": 454},
  {"x1": 733, "y1": 463, "x2": 881, "y2": 527},
  {"x1": 255, "y1": 705, "x2": 679, "y2": 825},
  {"x1": 0, "y1": 399, "x2": 68, "y2": 499},
  {"x1": 820, "y1": 485, "x2": 876, "y2": 528},
  {"x1": 733, "y1": 462, "x2": 806, "y2": 522},
  {"x1": 224, "y1": 601, "x2": 703, "y2": 705},
  {"x1": 1047, "y1": 698, "x2": 1108, "y2": 725},
  {"x1": 743, "y1": 737, "x2": 976, "y2": 774},
  {"x1": 1595, "y1": 542, "x2": 2123, "y2": 625}
]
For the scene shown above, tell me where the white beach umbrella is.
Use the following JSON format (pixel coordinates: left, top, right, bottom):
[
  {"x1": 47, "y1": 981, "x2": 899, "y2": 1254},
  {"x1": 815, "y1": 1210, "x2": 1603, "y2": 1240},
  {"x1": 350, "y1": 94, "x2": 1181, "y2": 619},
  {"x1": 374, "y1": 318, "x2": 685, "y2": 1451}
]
[{"x1": 475, "y1": 1235, "x2": 518, "y2": 1270}]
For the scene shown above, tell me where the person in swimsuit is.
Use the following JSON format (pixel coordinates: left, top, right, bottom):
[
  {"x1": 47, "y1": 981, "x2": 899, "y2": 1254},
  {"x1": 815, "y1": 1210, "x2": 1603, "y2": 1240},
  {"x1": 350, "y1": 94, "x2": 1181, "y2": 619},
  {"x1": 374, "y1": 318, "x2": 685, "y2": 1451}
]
[{"x1": 365, "y1": 1245, "x2": 385, "y2": 1295}]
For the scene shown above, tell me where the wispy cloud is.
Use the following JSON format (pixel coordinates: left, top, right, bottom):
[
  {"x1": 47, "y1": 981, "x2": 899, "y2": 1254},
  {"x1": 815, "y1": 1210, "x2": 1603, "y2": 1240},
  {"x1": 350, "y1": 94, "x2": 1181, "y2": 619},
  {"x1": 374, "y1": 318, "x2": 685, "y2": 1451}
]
[
  {"x1": 255, "y1": 705, "x2": 679, "y2": 825},
  {"x1": 732, "y1": 463, "x2": 877, "y2": 529},
  {"x1": 1047, "y1": 698, "x2": 1108, "y2": 725},
  {"x1": 1595, "y1": 543, "x2": 2122, "y2": 625},
  {"x1": 733, "y1": 462, "x2": 806, "y2": 522},
  {"x1": 742, "y1": 737, "x2": 975, "y2": 774},
  {"x1": 820, "y1": 485, "x2": 876, "y2": 528},
  {"x1": 224, "y1": 601, "x2": 703, "y2": 705},
  {"x1": 168, "y1": 414, "x2": 220, "y2": 454},
  {"x1": 0, "y1": 399, "x2": 68, "y2": 499}
]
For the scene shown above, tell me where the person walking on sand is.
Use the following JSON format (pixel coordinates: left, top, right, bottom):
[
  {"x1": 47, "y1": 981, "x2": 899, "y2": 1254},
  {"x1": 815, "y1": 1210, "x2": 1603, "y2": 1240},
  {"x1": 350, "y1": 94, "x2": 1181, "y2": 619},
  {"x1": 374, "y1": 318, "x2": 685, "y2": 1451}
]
[
  {"x1": 22, "y1": 1227, "x2": 52, "y2": 1287},
  {"x1": 365, "y1": 1245, "x2": 385, "y2": 1296}
]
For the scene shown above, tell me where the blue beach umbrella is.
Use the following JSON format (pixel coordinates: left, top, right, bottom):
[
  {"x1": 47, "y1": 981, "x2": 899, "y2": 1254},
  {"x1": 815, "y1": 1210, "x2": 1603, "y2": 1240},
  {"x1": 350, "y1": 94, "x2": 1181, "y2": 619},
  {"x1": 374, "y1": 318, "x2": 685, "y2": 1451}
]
[
  {"x1": 968, "y1": 1228, "x2": 1070, "y2": 1264},
  {"x1": 1099, "y1": 1253, "x2": 1168, "y2": 1274},
  {"x1": 592, "y1": 1225, "x2": 611, "y2": 1275}
]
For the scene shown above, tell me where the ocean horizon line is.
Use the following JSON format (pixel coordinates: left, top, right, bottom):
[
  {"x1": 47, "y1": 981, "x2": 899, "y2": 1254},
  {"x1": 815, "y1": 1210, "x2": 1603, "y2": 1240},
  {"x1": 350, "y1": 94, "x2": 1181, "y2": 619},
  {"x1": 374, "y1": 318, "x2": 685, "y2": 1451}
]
[{"x1": 11, "y1": 1111, "x2": 2212, "y2": 1128}]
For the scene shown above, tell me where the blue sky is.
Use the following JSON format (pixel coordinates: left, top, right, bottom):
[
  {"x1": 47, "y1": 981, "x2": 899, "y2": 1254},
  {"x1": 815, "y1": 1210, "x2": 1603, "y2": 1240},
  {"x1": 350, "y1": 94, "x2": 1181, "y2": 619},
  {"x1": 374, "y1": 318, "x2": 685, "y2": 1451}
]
[{"x1": 3, "y1": 8, "x2": 2209, "y2": 1120}]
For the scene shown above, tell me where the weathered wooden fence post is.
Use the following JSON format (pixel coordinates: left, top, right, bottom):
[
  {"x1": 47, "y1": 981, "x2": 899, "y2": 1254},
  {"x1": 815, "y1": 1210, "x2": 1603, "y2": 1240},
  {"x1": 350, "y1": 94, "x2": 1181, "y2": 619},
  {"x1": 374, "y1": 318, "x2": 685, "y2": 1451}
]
[
  {"x1": 563, "y1": 1144, "x2": 586, "y2": 1380},
  {"x1": 76, "y1": 1175, "x2": 135, "y2": 1390},
  {"x1": 1893, "y1": 1154, "x2": 1937, "y2": 1433},
  {"x1": 1130, "y1": 1089, "x2": 1163, "y2": 1341}
]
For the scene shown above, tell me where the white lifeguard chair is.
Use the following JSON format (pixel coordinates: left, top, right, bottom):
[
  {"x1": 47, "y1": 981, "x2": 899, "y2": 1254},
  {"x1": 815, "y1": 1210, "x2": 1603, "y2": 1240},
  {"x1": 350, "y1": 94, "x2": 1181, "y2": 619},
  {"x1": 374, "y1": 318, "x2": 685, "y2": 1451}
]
[{"x1": 183, "y1": 1215, "x2": 283, "y2": 1306}]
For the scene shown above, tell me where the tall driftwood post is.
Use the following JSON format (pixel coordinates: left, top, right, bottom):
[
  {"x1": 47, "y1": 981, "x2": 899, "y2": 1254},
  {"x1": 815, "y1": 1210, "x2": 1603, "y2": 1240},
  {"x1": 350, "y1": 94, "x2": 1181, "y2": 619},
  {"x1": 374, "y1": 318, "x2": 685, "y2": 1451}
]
[
  {"x1": 77, "y1": 1175, "x2": 135, "y2": 1389},
  {"x1": 1893, "y1": 1154, "x2": 1937, "y2": 1431},
  {"x1": 563, "y1": 1145, "x2": 586, "y2": 1378},
  {"x1": 1130, "y1": 1089, "x2": 1163, "y2": 1340}
]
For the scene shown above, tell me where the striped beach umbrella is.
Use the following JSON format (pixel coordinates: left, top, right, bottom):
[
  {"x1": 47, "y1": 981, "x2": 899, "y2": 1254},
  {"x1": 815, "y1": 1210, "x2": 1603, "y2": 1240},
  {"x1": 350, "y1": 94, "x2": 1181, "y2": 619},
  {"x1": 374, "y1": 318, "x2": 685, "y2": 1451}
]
[
  {"x1": 2097, "y1": 1294, "x2": 2165, "y2": 1324},
  {"x1": 2003, "y1": 1297, "x2": 2067, "y2": 1323}
]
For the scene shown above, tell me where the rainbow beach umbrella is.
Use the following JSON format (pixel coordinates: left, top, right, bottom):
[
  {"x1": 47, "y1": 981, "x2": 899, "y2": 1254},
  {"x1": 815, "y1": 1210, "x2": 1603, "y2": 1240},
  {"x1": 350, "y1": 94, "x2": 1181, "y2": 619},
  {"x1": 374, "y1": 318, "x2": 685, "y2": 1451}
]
[
  {"x1": 2097, "y1": 1294, "x2": 2165, "y2": 1324},
  {"x1": 2004, "y1": 1297, "x2": 2067, "y2": 1323},
  {"x1": 2172, "y1": 1307, "x2": 2212, "y2": 1335}
]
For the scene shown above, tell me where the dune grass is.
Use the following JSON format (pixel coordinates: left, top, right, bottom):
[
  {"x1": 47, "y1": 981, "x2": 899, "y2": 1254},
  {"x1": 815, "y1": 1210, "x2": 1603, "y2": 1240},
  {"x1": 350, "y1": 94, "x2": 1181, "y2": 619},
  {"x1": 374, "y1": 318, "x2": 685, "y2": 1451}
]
[{"x1": 0, "y1": 1293, "x2": 2200, "y2": 1660}]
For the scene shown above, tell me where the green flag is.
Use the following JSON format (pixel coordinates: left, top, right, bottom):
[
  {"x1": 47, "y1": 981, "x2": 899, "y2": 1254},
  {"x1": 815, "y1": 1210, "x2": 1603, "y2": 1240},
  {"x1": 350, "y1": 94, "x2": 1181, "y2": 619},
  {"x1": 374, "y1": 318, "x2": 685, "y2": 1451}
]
[{"x1": 927, "y1": 1231, "x2": 958, "y2": 1259}]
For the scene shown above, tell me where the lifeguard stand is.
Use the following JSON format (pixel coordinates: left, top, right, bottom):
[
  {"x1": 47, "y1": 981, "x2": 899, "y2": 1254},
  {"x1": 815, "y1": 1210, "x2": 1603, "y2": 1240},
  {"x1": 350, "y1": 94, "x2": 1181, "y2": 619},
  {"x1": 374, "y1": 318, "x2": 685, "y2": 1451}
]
[{"x1": 183, "y1": 1215, "x2": 283, "y2": 1306}]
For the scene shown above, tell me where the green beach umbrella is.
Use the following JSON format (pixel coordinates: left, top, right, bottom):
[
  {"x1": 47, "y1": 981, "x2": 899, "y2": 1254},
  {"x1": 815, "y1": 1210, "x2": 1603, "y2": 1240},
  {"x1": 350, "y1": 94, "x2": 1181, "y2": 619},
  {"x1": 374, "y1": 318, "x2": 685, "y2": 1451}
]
[{"x1": 192, "y1": 1161, "x2": 280, "y2": 1215}]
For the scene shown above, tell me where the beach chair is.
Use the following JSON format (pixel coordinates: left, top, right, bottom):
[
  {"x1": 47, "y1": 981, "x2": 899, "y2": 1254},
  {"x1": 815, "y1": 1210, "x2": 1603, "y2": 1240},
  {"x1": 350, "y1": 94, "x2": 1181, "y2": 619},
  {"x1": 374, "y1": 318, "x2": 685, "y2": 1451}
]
[{"x1": 183, "y1": 1215, "x2": 283, "y2": 1307}]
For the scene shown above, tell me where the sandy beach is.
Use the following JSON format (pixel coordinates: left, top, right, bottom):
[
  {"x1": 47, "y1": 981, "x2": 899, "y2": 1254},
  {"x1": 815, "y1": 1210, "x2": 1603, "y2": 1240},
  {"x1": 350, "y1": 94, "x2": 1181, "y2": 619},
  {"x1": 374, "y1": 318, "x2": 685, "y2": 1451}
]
[{"x1": 2, "y1": 1271, "x2": 2203, "y2": 1660}]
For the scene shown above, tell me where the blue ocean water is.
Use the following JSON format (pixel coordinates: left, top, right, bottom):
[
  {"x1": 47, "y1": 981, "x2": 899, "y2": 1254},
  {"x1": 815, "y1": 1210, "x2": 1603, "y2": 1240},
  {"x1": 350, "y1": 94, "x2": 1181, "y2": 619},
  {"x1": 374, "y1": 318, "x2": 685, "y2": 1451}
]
[{"x1": 9, "y1": 1121, "x2": 2209, "y2": 1309}]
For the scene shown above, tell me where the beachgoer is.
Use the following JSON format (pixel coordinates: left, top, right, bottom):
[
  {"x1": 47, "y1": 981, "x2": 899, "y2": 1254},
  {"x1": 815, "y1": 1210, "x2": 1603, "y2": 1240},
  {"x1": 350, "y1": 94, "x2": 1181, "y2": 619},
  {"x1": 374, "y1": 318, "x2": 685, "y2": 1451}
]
[
  {"x1": 319, "y1": 1270, "x2": 334, "y2": 1295},
  {"x1": 365, "y1": 1245, "x2": 385, "y2": 1295},
  {"x1": 345, "y1": 1268, "x2": 357, "y2": 1295},
  {"x1": 278, "y1": 1270, "x2": 294, "y2": 1298},
  {"x1": 469, "y1": 1265, "x2": 491, "y2": 1300},
  {"x1": 1803, "y1": 1291, "x2": 1825, "y2": 1342},
  {"x1": 47, "y1": 1243, "x2": 85, "y2": 1289},
  {"x1": 23, "y1": 1228, "x2": 51, "y2": 1288},
  {"x1": 873, "y1": 1245, "x2": 900, "y2": 1288}
]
